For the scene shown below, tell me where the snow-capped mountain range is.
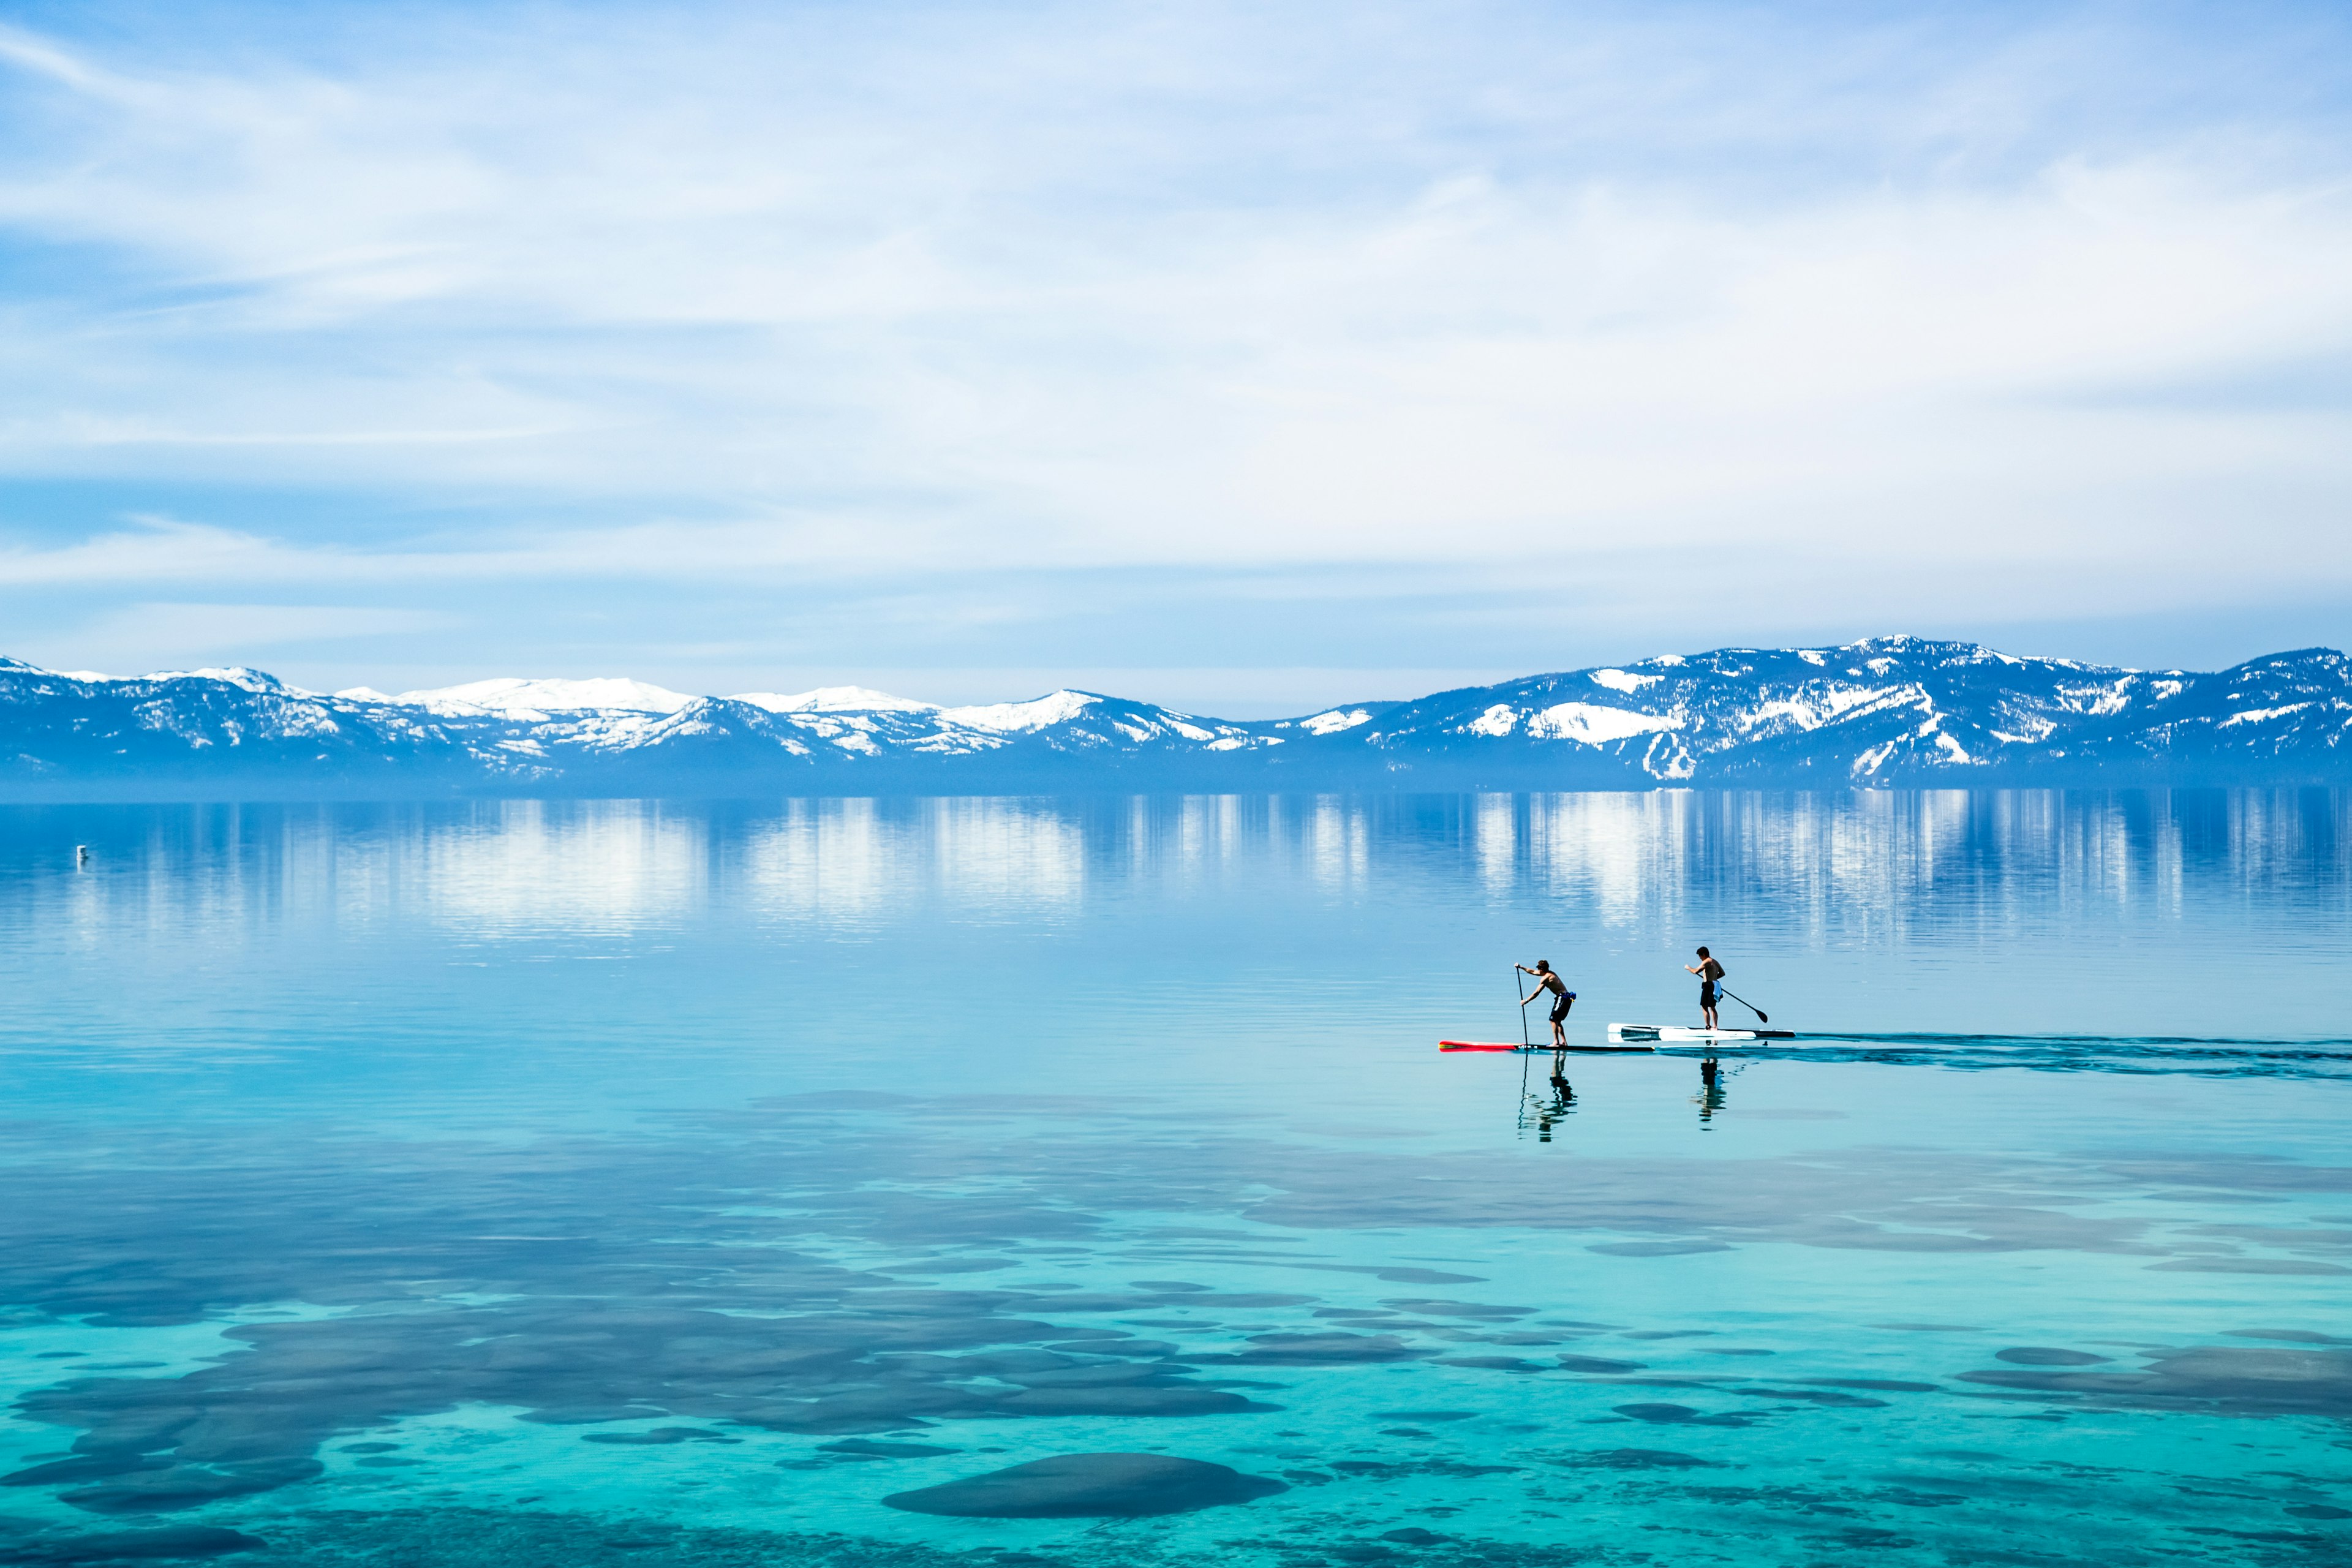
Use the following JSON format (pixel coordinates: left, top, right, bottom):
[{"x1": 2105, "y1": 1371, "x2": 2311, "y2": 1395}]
[{"x1": 1, "y1": 636, "x2": 2345, "y2": 800}]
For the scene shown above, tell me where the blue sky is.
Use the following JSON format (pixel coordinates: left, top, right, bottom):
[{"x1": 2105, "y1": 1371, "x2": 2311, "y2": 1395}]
[{"x1": 0, "y1": 1, "x2": 2348, "y2": 712}]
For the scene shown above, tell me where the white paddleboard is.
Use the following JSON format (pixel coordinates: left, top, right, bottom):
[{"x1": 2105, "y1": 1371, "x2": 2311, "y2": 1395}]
[
  {"x1": 1439, "y1": 1039, "x2": 1654, "y2": 1054},
  {"x1": 1607, "y1": 1023, "x2": 1797, "y2": 1044}
]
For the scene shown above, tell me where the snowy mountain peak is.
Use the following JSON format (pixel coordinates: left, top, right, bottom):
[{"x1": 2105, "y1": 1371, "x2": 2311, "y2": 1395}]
[
  {"x1": 150, "y1": 666, "x2": 293, "y2": 694},
  {"x1": 391, "y1": 677, "x2": 701, "y2": 717},
  {"x1": 731, "y1": 685, "x2": 938, "y2": 714},
  {"x1": 938, "y1": 690, "x2": 1102, "y2": 733}
]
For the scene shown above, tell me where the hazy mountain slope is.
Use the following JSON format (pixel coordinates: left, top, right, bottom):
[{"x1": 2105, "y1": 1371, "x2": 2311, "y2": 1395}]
[{"x1": 0, "y1": 662, "x2": 521, "y2": 796}]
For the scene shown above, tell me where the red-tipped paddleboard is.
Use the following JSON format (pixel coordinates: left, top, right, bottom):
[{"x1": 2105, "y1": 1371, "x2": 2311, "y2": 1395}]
[{"x1": 1439, "y1": 1039, "x2": 1656, "y2": 1054}]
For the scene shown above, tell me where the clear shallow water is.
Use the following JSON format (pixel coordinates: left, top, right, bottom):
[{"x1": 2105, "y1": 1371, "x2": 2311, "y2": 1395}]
[{"x1": 0, "y1": 790, "x2": 2348, "y2": 1566}]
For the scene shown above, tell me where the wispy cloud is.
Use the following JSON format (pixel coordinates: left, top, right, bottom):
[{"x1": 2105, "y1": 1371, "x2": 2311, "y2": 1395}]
[
  {"x1": 67, "y1": 600, "x2": 455, "y2": 669},
  {"x1": 0, "y1": 1, "x2": 2346, "y2": 687}
]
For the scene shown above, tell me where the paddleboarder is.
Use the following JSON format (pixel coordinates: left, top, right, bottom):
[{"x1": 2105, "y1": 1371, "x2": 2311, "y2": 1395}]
[
  {"x1": 1517, "y1": 960, "x2": 1574, "y2": 1047},
  {"x1": 1684, "y1": 946, "x2": 1725, "y2": 1031}
]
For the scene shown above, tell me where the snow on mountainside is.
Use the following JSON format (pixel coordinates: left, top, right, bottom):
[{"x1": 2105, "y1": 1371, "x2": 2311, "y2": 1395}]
[
  {"x1": 732, "y1": 686, "x2": 937, "y2": 714},
  {"x1": 1280, "y1": 708, "x2": 1379, "y2": 736},
  {"x1": 386, "y1": 677, "x2": 701, "y2": 717},
  {"x1": 0, "y1": 636, "x2": 2344, "y2": 799},
  {"x1": 1346, "y1": 636, "x2": 2352, "y2": 785},
  {"x1": 942, "y1": 691, "x2": 1099, "y2": 733}
]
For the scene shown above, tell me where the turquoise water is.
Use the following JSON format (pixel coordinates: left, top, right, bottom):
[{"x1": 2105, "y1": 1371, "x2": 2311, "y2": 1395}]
[{"x1": 1, "y1": 790, "x2": 2348, "y2": 1566}]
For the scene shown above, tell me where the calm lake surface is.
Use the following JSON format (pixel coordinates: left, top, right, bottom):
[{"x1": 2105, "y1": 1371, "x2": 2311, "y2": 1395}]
[{"x1": 1, "y1": 790, "x2": 2348, "y2": 1566}]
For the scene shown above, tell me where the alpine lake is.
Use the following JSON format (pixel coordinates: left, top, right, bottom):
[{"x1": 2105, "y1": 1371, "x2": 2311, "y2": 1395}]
[{"x1": 1, "y1": 789, "x2": 2348, "y2": 1568}]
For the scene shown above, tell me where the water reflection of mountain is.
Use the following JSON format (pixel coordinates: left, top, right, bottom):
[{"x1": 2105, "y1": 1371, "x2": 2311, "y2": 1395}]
[
  {"x1": 21, "y1": 788, "x2": 2343, "y2": 939},
  {"x1": 7, "y1": 788, "x2": 2346, "y2": 1049}
]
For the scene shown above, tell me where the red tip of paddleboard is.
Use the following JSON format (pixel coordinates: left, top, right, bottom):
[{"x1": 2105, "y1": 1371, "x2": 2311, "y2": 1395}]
[{"x1": 1438, "y1": 1040, "x2": 1523, "y2": 1052}]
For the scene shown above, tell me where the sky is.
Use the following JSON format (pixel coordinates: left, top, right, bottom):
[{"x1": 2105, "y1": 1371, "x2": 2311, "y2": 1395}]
[{"x1": 0, "y1": 1, "x2": 2348, "y2": 714}]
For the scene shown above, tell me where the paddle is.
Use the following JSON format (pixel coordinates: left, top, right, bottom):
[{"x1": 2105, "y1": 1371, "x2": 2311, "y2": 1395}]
[
  {"x1": 1515, "y1": 968, "x2": 1530, "y2": 1048},
  {"x1": 1717, "y1": 985, "x2": 1770, "y2": 1025}
]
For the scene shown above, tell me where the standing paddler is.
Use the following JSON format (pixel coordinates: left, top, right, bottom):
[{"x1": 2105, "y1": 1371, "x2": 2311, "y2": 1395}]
[
  {"x1": 1685, "y1": 946, "x2": 1726, "y2": 1031},
  {"x1": 1517, "y1": 960, "x2": 1575, "y2": 1048}
]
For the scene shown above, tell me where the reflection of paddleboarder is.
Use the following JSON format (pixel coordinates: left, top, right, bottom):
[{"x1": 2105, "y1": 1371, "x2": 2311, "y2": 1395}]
[
  {"x1": 1695, "y1": 1056, "x2": 1728, "y2": 1125},
  {"x1": 1685, "y1": 946, "x2": 1725, "y2": 1031},
  {"x1": 1517, "y1": 960, "x2": 1574, "y2": 1047},
  {"x1": 1529, "y1": 1075, "x2": 1575, "y2": 1142}
]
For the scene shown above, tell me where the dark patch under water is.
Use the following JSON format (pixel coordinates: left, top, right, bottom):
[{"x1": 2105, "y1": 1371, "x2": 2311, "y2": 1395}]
[
  {"x1": 1608, "y1": 1404, "x2": 1756, "y2": 1428},
  {"x1": 817, "y1": 1439, "x2": 962, "y2": 1460},
  {"x1": 880, "y1": 1453, "x2": 1287, "y2": 1518},
  {"x1": 1957, "y1": 1344, "x2": 2352, "y2": 1416},
  {"x1": 1569, "y1": 1449, "x2": 1717, "y2": 1470},
  {"x1": 579, "y1": 1428, "x2": 740, "y2": 1446},
  {"x1": 0, "y1": 1524, "x2": 267, "y2": 1564}
]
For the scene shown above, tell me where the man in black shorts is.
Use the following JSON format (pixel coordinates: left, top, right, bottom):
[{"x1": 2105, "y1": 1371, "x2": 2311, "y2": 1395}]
[
  {"x1": 1684, "y1": 946, "x2": 1725, "y2": 1031},
  {"x1": 1518, "y1": 959, "x2": 1575, "y2": 1047}
]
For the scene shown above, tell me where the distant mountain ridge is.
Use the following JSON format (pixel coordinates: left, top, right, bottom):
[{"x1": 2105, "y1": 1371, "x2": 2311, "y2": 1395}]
[{"x1": 0, "y1": 636, "x2": 2345, "y2": 800}]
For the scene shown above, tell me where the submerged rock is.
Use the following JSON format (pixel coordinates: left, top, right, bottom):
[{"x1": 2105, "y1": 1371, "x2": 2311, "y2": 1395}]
[
  {"x1": 1611, "y1": 1403, "x2": 1754, "y2": 1428},
  {"x1": 1219, "y1": 1332, "x2": 1423, "y2": 1365},
  {"x1": 1431, "y1": 1355, "x2": 1540, "y2": 1372},
  {"x1": 992, "y1": 1385, "x2": 1273, "y2": 1416},
  {"x1": 1959, "y1": 1344, "x2": 2352, "y2": 1417},
  {"x1": 2, "y1": 1457, "x2": 167, "y2": 1489},
  {"x1": 1993, "y1": 1348, "x2": 2109, "y2": 1366},
  {"x1": 1572, "y1": 1448, "x2": 1717, "y2": 1469},
  {"x1": 1, "y1": 1525, "x2": 267, "y2": 1562},
  {"x1": 59, "y1": 1460, "x2": 322, "y2": 1516},
  {"x1": 816, "y1": 1438, "x2": 960, "y2": 1459},
  {"x1": 881, "y1": 1453, "x2": 1287, "y2": 1518}
]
